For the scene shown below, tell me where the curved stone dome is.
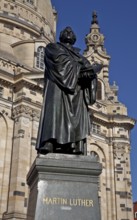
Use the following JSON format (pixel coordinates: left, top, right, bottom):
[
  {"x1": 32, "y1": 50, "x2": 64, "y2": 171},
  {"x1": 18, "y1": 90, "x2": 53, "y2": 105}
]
[
  {"x1": 0, "y1": 0, "x2": 56, "y2": 41},
  {"x1": 0, "y1": 0, "x2": 56, "y2": 65},
  {"x1": 16, "y1": 0, "x2": 56, "y2": 34}
]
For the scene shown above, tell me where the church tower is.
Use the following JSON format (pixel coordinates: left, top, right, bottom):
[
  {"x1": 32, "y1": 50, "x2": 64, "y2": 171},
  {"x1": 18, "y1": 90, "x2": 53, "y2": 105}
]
[
  {"x1": 0, "y1": 0, "x2": 56, "y2": 219},
  {"x1": 85, "y1": 12, "x2": 135, "y2": 220}
]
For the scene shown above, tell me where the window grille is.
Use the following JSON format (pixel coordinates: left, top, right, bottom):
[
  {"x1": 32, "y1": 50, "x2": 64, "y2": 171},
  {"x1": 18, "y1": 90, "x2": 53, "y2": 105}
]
[
  {"x1": 97, "y1": 80, "x2": 102, "y2": 100},
  {"x1": 26, "y1": 0, "x2": 34, "y2": 5},
  {"x1": 91, "y1": 123, "x2": 101, "y2": 134},
  {"x1": 36, "y1": 46, "x2": 45, "y2": 70},
  {"x1": 0, "y1": 87, "x2": 4, "y2": 97}
]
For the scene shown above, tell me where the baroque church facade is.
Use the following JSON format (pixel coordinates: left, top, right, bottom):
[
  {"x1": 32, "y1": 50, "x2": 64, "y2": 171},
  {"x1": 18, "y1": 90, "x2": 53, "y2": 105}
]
[{"x1": 0, "y1": 0, "x2": 135, "y2": 220}]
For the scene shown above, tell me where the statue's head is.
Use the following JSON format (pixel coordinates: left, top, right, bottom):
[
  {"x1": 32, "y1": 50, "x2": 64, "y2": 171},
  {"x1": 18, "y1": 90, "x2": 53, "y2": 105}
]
[{"x1": 59, "y1": 27, "x2": 76, "y2": 45}]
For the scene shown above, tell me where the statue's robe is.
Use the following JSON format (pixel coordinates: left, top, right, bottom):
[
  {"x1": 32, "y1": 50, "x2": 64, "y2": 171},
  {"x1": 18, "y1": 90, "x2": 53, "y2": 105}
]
[{"x1": 36, "y1": 42, "x2": 100, "y2": 150}]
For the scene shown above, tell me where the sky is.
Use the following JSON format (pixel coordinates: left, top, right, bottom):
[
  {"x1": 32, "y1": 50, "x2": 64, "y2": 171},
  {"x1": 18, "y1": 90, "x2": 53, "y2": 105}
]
[{"x1": 51, "y1": 0, "x2": 137, "y2": 202}]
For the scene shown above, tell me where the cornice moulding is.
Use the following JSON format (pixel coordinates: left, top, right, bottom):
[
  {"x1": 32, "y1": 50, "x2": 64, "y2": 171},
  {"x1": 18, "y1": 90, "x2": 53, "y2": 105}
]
[
  {"x1": 92, "y1": 112, "x2": 136, "y2": 129},
  {"x1": 0, "y1": 75, "x2": 43, "y2": 92}
]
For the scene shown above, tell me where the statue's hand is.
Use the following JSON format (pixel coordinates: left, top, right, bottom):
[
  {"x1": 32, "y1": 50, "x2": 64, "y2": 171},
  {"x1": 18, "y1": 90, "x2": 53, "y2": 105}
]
[{"x1": 92, "y1": 63, "x2": 103, "y2": 74}]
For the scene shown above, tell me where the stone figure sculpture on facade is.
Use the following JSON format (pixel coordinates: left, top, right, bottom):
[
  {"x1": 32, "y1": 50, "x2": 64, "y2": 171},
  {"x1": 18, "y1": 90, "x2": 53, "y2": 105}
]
[{"x1": 36, "y1": 27, "x2": 103, "y2": 155}]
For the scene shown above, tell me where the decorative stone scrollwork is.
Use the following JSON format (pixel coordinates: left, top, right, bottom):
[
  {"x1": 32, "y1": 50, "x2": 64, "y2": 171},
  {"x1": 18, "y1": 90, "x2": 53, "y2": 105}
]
[
  {"x1": 32, "y1": 109, "x2": 41, "y2": 120},
  {"x1": 0, "y1": 59, "x2": 15, "y2": 75},
  {"x1": 12, "y1": 105, "x2": 40, "y2": 120},
  {"x1": 0, "y1": 109, "x2": 9, "y2": 118},
  {"x1": 113, "y1": 143, "x2": 130, "y2": 151},
  {"x1": 113, "y1": 143, "x2": 130, "y2": 159}
]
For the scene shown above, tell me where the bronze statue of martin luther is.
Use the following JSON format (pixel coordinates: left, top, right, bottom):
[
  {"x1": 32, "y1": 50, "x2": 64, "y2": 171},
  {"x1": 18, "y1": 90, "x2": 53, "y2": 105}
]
[{"x1": 36, "y1": 26, "x2": 103, "y2": 155}]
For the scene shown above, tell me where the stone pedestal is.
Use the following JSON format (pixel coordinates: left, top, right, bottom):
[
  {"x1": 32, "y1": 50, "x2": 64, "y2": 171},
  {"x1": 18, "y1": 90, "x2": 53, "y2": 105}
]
[{"x1": 27, "y1": 154, "x2": 102, "y2": 220}]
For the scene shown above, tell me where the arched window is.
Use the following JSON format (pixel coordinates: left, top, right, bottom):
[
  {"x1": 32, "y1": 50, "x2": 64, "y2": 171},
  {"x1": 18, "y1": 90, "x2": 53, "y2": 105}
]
[
  {"x1": 135, "y1": 212, "x2": 137, "y2": 218},
  {"x1": 97, "y1": 80, "x2": 102, "y2": 100},
  {"x1": 36, "y1": 46, "x2": 45, "y2": 70}
]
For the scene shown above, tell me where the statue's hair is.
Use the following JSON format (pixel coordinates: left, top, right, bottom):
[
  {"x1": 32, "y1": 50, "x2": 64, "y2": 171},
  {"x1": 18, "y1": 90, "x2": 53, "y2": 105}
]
[{"x1": 59, "y1": 26, "x2": 76, "y2": 45}]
